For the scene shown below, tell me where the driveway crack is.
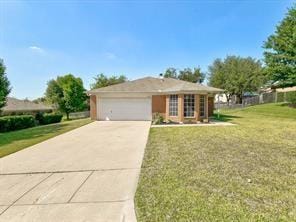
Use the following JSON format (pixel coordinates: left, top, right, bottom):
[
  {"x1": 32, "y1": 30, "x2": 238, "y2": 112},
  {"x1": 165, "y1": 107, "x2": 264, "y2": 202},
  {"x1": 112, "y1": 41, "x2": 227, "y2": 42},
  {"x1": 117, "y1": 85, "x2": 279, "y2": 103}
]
[{"x1": 67, "y1": 171, "x2": 94, "y2": 203}]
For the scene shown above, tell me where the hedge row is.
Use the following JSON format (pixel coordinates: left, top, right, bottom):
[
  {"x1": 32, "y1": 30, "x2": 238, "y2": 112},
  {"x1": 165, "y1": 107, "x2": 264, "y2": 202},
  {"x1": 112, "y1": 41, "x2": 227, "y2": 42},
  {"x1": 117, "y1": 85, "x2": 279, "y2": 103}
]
[
  {"x1": 38, "y1": 113, "x2": 63, "y2": 125},
  {"x1": 0, "y1": 113, "x2": 63, "y2": 133},
  {"x1": 0, "y1": 115, "x2": 35, "y2": 132}
]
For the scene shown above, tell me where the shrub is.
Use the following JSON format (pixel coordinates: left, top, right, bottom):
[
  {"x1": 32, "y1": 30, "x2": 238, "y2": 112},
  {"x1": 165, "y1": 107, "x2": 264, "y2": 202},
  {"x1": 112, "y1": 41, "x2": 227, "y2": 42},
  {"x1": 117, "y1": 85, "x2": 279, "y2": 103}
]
[
  {"x1": 153, "y1": 113, "x2": 164, "y2": 125},
  {"x1": 35, "y1": 112, "x2": 44, "y2": 122},
  {"x1": 0, "y1": 115, "x2": 35, "y2": 132},
  {"x1": 286, "y1": 91, "x2": 296, "y2": 105},
  {"x1": 38, "y1": 113, "x2": 63, "y2": 125}
]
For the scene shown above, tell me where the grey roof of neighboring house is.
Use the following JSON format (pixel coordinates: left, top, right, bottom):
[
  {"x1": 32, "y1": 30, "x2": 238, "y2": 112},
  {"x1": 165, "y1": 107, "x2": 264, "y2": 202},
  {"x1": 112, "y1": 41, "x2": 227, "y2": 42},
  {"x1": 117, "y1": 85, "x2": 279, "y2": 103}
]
[
  {"x1": 2, "y1": 97, "x2": 53, "y2": 112},
  {"x1": 88, "y1": 77, "x2": 223, "y2": 94}
]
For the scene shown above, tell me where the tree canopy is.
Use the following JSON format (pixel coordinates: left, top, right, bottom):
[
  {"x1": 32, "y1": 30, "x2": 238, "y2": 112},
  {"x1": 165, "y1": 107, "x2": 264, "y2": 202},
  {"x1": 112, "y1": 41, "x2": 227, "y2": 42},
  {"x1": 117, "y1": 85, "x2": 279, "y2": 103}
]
[
  {"x1": 263, "y1": 5, "x2": 296, "y2": 87},
  {"x1": 0, "y1": 59, "x2": 11, "y2": 110},
  {"x1": 208, "y1": 56, "x2": 265, "y2": 103},
  {"x1": 91, "y1": 73, "x2": 127, "y2": 89},
  {"x1": 163, "y1": 68, "x2": 178, "y2": 79},
  {"x1": 162, "y1": 67, "x2": 205, "y2": 83},
  {"x1": 45, "y1": 74, "x2": 87, "y2": 119}
]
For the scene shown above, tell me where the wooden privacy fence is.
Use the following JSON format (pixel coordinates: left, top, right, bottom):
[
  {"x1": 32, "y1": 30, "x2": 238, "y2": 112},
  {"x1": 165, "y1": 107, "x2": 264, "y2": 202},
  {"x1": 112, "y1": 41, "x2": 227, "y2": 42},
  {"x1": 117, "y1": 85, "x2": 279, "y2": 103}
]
[
  {"x1": 69, "y1": 111, "x2": 90, "y2": 119},
  {"x1": 215, "y1": 91, "x2": 295, "y2": 109}
]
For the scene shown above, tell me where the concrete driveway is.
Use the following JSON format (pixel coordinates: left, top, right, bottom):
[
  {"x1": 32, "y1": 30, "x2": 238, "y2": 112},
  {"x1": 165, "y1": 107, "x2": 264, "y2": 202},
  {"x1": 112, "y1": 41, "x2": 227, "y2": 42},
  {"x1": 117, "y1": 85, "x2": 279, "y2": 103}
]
[{"x1": 0, "y1": 121, "x2": 151, "y2": 222}]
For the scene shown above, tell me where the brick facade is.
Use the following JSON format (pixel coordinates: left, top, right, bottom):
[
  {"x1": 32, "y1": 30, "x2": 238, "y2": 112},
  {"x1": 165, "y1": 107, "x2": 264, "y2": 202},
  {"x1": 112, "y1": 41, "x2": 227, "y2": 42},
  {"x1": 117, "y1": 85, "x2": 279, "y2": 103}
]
[
  {"x1": 152, "y1": 95, "x2": 166, "y2": 117},
  {"x1": 153, "y1": 94, "x2": 210, "y2": 123},
  {"x1": 92, "y1": 93, "x2": 213, "y2": 121},
  {"x1": 208, "y1": 96, "x2": 214, "y2": 117},
  {"x1": 90, "y1": 95, "x2": 97, "y2": 120}
]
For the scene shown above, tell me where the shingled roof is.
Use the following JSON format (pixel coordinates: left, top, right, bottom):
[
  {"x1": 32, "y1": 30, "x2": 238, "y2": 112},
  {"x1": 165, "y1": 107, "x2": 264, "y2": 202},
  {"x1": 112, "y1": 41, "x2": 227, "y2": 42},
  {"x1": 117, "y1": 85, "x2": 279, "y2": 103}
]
[
  {"x1": 2, "y1": 97, "x2": 53, "y2": 113},
  {"x1": 88, "y1": 77, "x2": 223, "y2": 94}
]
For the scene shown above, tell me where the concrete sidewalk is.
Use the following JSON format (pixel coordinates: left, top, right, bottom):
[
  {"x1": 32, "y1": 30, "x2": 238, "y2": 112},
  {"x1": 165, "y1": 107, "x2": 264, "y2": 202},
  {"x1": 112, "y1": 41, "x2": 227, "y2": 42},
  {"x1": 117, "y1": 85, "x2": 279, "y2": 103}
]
[{"x1": 0, "y1": 121, "x2": 151, "y2": 222}]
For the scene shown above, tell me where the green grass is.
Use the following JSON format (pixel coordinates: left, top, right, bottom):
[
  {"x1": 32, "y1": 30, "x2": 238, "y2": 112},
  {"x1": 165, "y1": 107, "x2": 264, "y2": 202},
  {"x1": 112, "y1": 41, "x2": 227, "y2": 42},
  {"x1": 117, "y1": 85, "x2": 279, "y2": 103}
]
[
  {"x1": 135, "y1": 103, "x2": 296, "y2": 221},
  {"x1": 0, "y1": 118, "x2": 92, "y2": 158}
]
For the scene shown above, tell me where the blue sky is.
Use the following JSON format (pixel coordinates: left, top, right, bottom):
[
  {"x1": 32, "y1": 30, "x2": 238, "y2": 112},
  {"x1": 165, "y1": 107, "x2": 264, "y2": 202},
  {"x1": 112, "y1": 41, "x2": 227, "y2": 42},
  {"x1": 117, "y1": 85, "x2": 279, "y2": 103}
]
[{"x1": 0, "y1": 0, "x2": 294, "y2": 99}]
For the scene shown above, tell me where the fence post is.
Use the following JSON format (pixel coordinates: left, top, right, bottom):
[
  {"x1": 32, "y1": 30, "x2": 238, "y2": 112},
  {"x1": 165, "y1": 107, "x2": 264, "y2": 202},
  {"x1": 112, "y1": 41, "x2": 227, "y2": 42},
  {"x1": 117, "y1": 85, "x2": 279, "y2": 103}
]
[
  {"x1": 259, "y1": 93, "x2": 263, "y2": 103},
  {"x1": 275, "y1": 92, "x2": 278, "y2": 103},
  {"x1": 217, "y1": 94, "x2": 220, "y2": 119}
]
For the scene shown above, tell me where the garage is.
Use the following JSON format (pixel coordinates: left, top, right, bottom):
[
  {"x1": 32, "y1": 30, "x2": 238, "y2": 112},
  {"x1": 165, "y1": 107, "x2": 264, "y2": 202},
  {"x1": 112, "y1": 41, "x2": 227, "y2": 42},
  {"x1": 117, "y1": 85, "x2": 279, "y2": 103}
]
[{"x1": 98, "y1": 97, "x2": 152, "y2": 121}]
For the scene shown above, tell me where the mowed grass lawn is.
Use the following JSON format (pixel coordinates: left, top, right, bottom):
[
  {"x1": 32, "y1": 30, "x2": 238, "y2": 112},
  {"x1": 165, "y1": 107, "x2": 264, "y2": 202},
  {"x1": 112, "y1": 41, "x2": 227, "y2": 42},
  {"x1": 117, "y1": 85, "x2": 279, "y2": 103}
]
[
  {"x1": 136, "y1": 103, "x2": 296, "y2": 221},
  {"x1": 0, "y1": 118, "x2": 92, "y2": 158}
]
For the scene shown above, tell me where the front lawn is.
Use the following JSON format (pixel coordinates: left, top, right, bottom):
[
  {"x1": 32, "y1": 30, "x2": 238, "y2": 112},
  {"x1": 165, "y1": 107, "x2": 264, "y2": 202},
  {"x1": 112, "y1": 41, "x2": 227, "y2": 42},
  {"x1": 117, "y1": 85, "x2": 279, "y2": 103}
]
[
  {"x1": 135, "y1": 103, "x2": 296, "y2": 221},
  {"x1": 0, "y1": 118, "x2": 92, "y2": 158}
]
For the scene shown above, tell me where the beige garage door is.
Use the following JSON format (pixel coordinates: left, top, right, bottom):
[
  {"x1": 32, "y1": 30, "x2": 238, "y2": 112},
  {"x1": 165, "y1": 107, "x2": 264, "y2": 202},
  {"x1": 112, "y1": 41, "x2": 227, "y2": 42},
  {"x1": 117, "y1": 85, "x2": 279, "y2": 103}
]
[{"x1": 98, "y1": 98, "x2": 152, "y2": 121}]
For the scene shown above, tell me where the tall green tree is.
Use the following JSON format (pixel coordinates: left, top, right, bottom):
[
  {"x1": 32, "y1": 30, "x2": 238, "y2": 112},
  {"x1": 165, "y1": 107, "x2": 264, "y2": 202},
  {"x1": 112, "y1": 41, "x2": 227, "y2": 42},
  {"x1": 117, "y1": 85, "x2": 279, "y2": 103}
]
[
  {"x1": 263, "y1": 5, "x2": 296, "y2": 87},
  {"x1": 45, "y1": 74, "x2": 87, "y2": 120},
  {"x1": 178, "y1": 67, "x2": 205, "y2": 83},
  {"x1": 161, "y1": 67, "x2": 205, "y2": 83},
  {"x1": 208, "y1": 58, "x2": 232, "y2": 103},
  {"x1": 0, "y1": 59, "x2": 11, "y2": 111},
  {"x1": 163, "y1": 68, "x2": 178, "y2": 79},
  {"x1": 91, "y1": 73, "x2": 127, "y2": 89},
  {"x1": 208, "y1": 56, "x2": 264, "y2": 103}
]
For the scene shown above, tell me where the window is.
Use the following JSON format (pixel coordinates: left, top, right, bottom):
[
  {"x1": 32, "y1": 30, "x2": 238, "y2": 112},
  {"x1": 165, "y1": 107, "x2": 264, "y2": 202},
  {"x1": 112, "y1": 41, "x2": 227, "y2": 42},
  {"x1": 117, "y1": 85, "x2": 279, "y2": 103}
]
[
  {"x1": 184, "y1": 94, "x2": 195, "y2": 117},
  {"x1": 169, "y1": 95, "x2": 178, "y2": 116},
  {"x1": 199, "y1": 95, "x2": 206, "y2": 117}
]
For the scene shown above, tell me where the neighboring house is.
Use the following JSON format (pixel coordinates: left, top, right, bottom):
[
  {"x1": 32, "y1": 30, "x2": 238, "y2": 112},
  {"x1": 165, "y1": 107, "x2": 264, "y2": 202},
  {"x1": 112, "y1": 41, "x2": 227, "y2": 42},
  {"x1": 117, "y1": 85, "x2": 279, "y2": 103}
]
[
  {"x1": 276, "y1": 86, "x2": 296, "y2": 93},
  {"x1": 215, "y1": 93, "x2": 229, "y2": 103},
  {"x1": 1, "y1": 97, "x2": 53, "y2": 116},
  {"x1": 215, "y1": 92, "x2": 259, "y2": 105},
  {"x1": 260, "y1": 80, "x2": 296, "y2": 93},
  {"x1": 88, "y1": 77, "x2": 223, "y2": 123}
]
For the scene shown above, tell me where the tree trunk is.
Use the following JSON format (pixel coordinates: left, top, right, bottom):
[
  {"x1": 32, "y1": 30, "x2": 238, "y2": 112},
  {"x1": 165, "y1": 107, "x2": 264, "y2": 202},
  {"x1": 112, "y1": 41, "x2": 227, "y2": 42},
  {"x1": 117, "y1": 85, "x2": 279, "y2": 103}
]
[
  {"x1": 226, "y1": 94, "x2": 230, "y2": 106},
  {"x1": 66, "y1": 112, "x2": 69, "y2": 120},
  {"x1": 236, "y1": 93, "x2": 243, "y2": 104}
]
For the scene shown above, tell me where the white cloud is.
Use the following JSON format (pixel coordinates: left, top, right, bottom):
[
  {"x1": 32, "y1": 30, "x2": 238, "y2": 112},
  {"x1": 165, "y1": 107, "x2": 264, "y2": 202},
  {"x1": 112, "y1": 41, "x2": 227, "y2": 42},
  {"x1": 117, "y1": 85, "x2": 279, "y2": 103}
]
[{"x1": 29, "y1": 46, "x2": 45, "y2": 53}]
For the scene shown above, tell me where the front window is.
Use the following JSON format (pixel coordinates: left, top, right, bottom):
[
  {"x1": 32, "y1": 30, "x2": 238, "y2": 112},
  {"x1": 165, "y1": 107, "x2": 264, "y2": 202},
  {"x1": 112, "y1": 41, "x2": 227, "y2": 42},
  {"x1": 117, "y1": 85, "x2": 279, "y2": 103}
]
[
  {"x1": 199, "y1": 95, "x2": 206, "y2": 117},
  {"x1": 169, "y1": 95, "x2": 178, "y2": 116},
  {"x1": 184, "y1": 94, "x2": 195, "y2": 117}
]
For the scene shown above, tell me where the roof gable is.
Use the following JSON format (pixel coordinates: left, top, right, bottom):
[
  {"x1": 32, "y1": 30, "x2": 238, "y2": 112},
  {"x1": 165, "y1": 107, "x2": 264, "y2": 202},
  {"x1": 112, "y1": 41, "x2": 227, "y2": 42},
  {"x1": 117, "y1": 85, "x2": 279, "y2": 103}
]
[{"x1": 2, "y1": 97, "x2": 53, "y2": 112}]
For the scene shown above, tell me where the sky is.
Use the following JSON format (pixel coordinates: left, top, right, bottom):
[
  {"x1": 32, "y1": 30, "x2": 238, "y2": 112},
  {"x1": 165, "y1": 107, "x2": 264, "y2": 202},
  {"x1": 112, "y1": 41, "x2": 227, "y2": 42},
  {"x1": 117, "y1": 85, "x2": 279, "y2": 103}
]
[{"x1": 0, "y1": 0, "x2": 294, "y2": 99}]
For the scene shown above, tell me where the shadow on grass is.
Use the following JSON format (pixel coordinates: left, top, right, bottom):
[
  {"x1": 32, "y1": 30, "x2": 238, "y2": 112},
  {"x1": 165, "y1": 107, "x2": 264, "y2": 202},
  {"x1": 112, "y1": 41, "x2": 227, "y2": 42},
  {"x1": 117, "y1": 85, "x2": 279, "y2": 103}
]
[
  {"x1": 279, "y1": 103, "x2": 296, "y2": 108},
  {"x1": 212, "y1": 113, "x2": 242, "y2": 122}
]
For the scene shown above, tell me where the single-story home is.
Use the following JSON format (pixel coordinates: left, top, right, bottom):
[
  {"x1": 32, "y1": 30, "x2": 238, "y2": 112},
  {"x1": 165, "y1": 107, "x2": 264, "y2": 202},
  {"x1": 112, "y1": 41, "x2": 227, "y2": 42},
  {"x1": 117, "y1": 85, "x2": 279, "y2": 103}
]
[
  {"x1": 1, "y1": 97, "x2": 53, "y2": 116},
  {"x1": 88, "y1": 77, "x2": 223, "y2": 123}
]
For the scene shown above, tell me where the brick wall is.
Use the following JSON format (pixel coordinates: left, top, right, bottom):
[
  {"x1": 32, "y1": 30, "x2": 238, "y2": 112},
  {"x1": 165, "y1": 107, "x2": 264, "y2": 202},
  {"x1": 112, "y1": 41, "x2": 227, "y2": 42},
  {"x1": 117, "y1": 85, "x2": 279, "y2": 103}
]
[
  {"x1": 208, "y1": 97, "x2": 214, "y2": 116},
  {"x1": 90, "y1": 95, "x2": 97, "y2": 120}
]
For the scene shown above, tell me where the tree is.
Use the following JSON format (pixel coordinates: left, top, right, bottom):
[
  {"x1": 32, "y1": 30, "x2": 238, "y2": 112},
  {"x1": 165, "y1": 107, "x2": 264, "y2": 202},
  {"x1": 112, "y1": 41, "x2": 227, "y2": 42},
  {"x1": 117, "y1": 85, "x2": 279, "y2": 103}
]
[
  {"x1": 208, "y1": 56, "x2": 264, "y2": 104},
  {"x1": 91, "y1": 73, "x2": 127, "y2": 89},
  {"x1": 208, "y1": 59, "x2": 232, "y2": 104},
  {"x1": 45, "y1": 74, "x2": 87, "y2": 120},
  {"x1": 163, "y1": 68, "x2": 178, "y2": 79},
  {"x1": 161, "y1": 67, "x2": 205, "y2": 83},
  {"x1": 263, "y1": 5, "x2": 296, "y2": 87},
  {"x1": 0, "y1": 59, "x2": 11, "y2": 111},
  {"x1": 178, "y1": 67, "x2": 205, "y2": 83}
]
